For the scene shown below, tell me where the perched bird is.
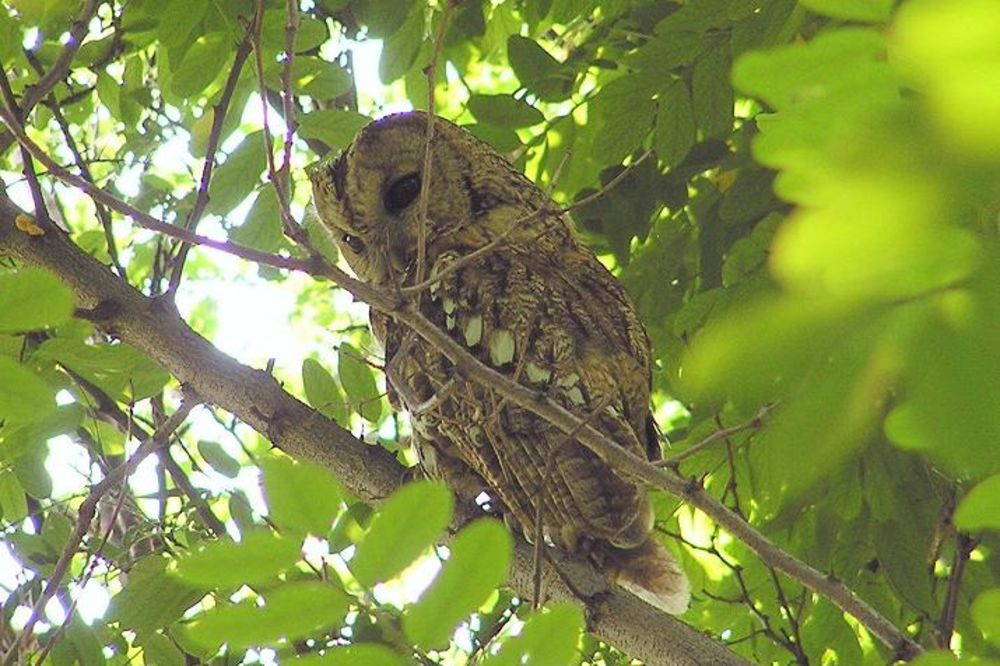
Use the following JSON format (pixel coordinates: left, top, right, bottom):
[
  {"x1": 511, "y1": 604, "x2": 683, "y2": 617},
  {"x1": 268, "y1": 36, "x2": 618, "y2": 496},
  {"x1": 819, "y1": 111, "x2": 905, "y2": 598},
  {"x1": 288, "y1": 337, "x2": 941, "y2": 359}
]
[{"x1": 309, "y1": 111, "x2": 689, "y2": 614}]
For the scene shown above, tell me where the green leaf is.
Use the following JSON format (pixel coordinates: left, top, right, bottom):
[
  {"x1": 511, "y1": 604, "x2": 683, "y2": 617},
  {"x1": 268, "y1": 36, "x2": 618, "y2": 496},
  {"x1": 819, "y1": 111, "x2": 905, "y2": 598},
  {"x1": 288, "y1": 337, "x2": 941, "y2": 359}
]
[
  {"x1": 691, "y1": 44, "x2": 734, "y2": 139},
  {"x1": 292, "y1": 644, "x2": 404, "y2": 665},
  {"x1": 0, "y1": 358, "x2": 57, "y2": 424},
  {"x1": 589, "y1": 76, "x2": 656, "y2": 164},
  {"x1": 302, "y1": 357, "x2": 348, "y2": 423},
  {"x1": 404, "y1": 518, "x2": 511, "y2": 650},
  {"x1": 654, "y1": 79, "x2": 696, "y2": 167},
  {"x1": 139, "y1": 632, "x2": 186, "y2": 666},
  {"x1": 801, "y1": 0, "x2": 894, "y2": 23},
  {"x1": 0, "y1": 470, "x2": 27, "y2": 523},
  {"x1": 481, "y1": 604, "x2": 583, "y2": 666},
  {"x1": 955, "y1": 475, "x2": 1000, "y2": 531},
  {"x1": 170, "y1": 32, "x2": 230, "y2": 98},
  {"x1": 261, "y1": 456, "x2": 343, "y2": 536},
  {"x1": 379, "y1": 4, "x2": 424, "y2": 84},
  {"x1": 107, "y1": 556, "x2": 205, "y2": 640},
  {"x1": 171, "y1": 530, "x2": 302, "y2": 587},
  {"x1": 298, "y1": 110, "x2": 370, "y2": 150},
  {"x1": 884, "y1": 278, "x2": 1000, "y2": 477},
  {"x1": 468, "y1": 94, "x2": 544, "y2": 128},
  {"x1": 183, "y1": 582, "x2": 350, "y2": 650},
  {"x1": 207, "y1": 131, "x2": 266, "y2": 215},
  {"x1": 35, "y1": 337, "x2": 170, "y2": 402},
  {"x1": 230, "y1": 187, "x2": 284, "y2": 253},
  {"x1": 361, "y1": 0, "x2": 415, "y2": 37},
  {"x1": 157, "y1": 0, "x2": 207, "y2": 49},
  {"x1": 0, "y1": 267, "x2": 74, "y2": 333},
  {"x1": 196, "y1": 440, "x2": 241, "y2": 479},
  {"x1": 507, "y1": 35, "x2": 574, "y2": 102},
  {"x1": 972, "y1": 589, "x2": 1000, "y2": 649},
  {"x1": 351, "y1": 481, "x2": 453, "y2": 587},
  {"x1": 892, "y1": 0, "x2": 1000, "y2": 157},
  {"x1": 337, "y1": 343, "x2": 383, "y2": 422},
  {"x1": 912, "y1": 653, "x2": 1000, "y2": 666}
]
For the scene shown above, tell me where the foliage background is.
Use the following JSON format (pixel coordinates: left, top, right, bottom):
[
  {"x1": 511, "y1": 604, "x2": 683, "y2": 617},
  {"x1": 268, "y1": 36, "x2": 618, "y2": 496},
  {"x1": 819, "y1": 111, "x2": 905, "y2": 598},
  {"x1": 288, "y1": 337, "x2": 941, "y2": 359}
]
[{"x1": 1, "y1": 0, "x2": 999, "y2": 664}]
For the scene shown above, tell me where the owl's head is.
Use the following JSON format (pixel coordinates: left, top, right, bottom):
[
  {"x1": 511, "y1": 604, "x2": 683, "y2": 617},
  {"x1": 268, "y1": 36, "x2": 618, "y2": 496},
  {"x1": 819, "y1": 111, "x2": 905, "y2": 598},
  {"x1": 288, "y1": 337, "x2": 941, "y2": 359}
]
[{"x1": 309, "y1": 112, "x2": 517, "y2": 287}]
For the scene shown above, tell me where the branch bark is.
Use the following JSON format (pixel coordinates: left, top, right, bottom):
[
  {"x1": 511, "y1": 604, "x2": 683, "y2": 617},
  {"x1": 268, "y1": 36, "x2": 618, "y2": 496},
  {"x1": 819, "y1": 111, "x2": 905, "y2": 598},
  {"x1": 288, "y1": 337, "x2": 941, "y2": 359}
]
[{"x1": 0, "y1": 196, "x2": 746, "y2": 666}]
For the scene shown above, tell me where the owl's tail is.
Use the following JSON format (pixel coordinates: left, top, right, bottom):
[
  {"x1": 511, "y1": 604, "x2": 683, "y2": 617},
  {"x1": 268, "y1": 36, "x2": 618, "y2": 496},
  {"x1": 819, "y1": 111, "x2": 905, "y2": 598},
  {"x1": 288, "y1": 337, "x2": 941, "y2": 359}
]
[{"x1": 606, "y1": 538, "x2": 690, "y2": 615}]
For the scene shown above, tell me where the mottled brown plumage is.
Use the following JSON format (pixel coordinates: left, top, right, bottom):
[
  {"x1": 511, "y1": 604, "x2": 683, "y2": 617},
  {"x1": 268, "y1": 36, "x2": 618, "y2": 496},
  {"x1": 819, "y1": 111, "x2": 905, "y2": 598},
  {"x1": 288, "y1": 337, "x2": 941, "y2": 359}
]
[{"x1": 309, "y1": 112, "x2": 689, "y2": 613}]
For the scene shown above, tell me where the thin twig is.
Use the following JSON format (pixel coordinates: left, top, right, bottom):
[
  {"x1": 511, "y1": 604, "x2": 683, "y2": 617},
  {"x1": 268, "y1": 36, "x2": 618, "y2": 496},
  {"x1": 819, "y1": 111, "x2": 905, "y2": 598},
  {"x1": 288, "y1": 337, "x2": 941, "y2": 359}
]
[
  {"x1": 167, "y1": 15, "x2": 258, "y2": 294},
  {"x1": 939, "y1": 533, "x2": 975, "y2": 648},
  {"x1": 659, "y1": 404, "x2": 774, "y2": 467},
  {"x1": 0, "y1": 68, "x2": 50, "y2": 225},
  {"x1": 250, "y1": 0, "x2": 303, "y2": 243},
  {"x1": 279, "y1": 0, "x2": 299, "y2": 183},
  {"x1": 414, "y1": 0, "x2": 457, "y2": 299},
  {"x1": 0, "y1": 0, "x2": 100, "y2": 153},
  {"x1": 2, "y1": 396, "x2": 197, "y2": 663}
]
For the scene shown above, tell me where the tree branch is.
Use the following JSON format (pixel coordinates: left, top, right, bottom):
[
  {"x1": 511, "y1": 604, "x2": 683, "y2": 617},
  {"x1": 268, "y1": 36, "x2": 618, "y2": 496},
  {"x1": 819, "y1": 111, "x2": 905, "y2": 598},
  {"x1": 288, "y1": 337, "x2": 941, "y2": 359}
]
[{"x1": 0, "y1": 195, "x2": 746, "y2": 666}]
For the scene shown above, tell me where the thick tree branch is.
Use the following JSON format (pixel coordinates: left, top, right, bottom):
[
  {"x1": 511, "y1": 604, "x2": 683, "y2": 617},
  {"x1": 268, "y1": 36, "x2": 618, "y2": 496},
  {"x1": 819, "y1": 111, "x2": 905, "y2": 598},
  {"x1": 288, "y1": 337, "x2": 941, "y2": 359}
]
[{"x1": 0, "y1": 197, "x2": 745, "y2": 666}]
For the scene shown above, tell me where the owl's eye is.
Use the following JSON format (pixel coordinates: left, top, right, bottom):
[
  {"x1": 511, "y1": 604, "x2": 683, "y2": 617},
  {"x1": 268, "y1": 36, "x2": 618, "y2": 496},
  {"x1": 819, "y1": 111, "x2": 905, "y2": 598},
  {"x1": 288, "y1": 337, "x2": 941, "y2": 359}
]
[
  {"x1": 342, "y1": 233, "x2": 365, "y2": 254},
  {"x1": 384, "y1": 173, "x2": 421, "y2": 213}
]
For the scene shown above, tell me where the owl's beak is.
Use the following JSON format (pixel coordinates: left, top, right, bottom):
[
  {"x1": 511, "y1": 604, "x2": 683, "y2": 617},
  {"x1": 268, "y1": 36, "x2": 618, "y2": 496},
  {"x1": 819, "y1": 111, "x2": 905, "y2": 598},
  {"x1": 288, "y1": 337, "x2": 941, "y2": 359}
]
[{"x1": 383, "y1": 225, "x2": 414, "y2": 281}]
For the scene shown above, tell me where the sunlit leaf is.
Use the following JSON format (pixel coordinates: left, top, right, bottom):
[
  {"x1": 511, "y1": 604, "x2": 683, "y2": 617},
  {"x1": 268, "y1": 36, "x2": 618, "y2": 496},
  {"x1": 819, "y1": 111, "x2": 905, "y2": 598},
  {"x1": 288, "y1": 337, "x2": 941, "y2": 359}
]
[
  {"x1": 404, "y1": 519, "x2": 511, "y2": 650},
  {"x1": 261, "y1": 455, "x2": 343, "y2": 536},
  {"x1": 481, "y1": 604, "x2": 583, "y2": 666},
  {"x1": 182, "y1": 582, "x2": 350, "y2": 650},
  {"x1": 0, "y1": 267, "x2": 74, "y2": 333},
  {"x1": 337, "y1": 343, "x2": 383, "y2": 422},
  {"x1": 171, "y1": 530, "x2": 302, "y2": 587},
  {"x1": 350, "y1": 481, "x2": 453, "y2": 587}
]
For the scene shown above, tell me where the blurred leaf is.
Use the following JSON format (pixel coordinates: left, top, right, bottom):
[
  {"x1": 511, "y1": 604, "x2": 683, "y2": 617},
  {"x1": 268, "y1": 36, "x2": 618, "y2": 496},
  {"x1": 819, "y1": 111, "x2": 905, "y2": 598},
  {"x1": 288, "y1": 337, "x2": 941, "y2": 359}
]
[
  {"x1": 351, "y1": 480, "x2": 453, "y2": 587},
  {"x1": 972, "y1": 589, "x2": 1000, "y2": 649},
  {"x1": 183, "y1": 582, "x2": 350, "y2": 650},
  {"x1": 302, "y1": 357, "x2": 348, "y2": 423},
  {"x1": 885, "y1": 278, "x2": 1000, "y2": 477},
  {"x1": 158, "y1": 0, "x2": 208, "y2": 49},
  {"x1": 337, "y1": 343, "x2": 383, "y2": 422},
  {"x1": 801, "y1": 0, "x2": 893, "y2": 22},
  {"x1": 171, "y1": 530, "x2": 302, "y2": 587},
  {"x1": 468, "y1": 94, "x2": 544, "y2": 128},
  {"x1": 955, "y1": 475, "x2": 1000, "y2": 532},
  {"x1": 261, "y1": 455, "x2": 343, "y2": 536},
  {"x1": 481, "y1": 604, "x2": 583, "y2": 666},
  {"x1": 404, "y1": 519, "x2": 511, "y2": 650},
  {"x1": 0, "y1": 267, "x2": 74, "y2": 333},
  {"x1": 892, "y1": 0, "x2": 1000, "y2": 157},
  {"x1": 197, "y1": 440, "x2": 241, "y2": 479}
]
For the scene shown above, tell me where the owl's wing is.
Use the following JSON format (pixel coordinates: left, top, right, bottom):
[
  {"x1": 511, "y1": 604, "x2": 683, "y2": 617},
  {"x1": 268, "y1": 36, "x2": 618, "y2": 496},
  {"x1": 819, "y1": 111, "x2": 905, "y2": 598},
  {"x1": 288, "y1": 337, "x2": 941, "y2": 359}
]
[{"x1": 419, "y1": 242, "x2": 656, "y2": 549}]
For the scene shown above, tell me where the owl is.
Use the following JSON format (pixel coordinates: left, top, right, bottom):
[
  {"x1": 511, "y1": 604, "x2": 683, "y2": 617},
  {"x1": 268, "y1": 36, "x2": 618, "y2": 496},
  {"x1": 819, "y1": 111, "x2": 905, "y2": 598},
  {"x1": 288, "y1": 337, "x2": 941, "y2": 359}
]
[{"x1": 309, "y1": 112, "x2": 689, "y2": 614}]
